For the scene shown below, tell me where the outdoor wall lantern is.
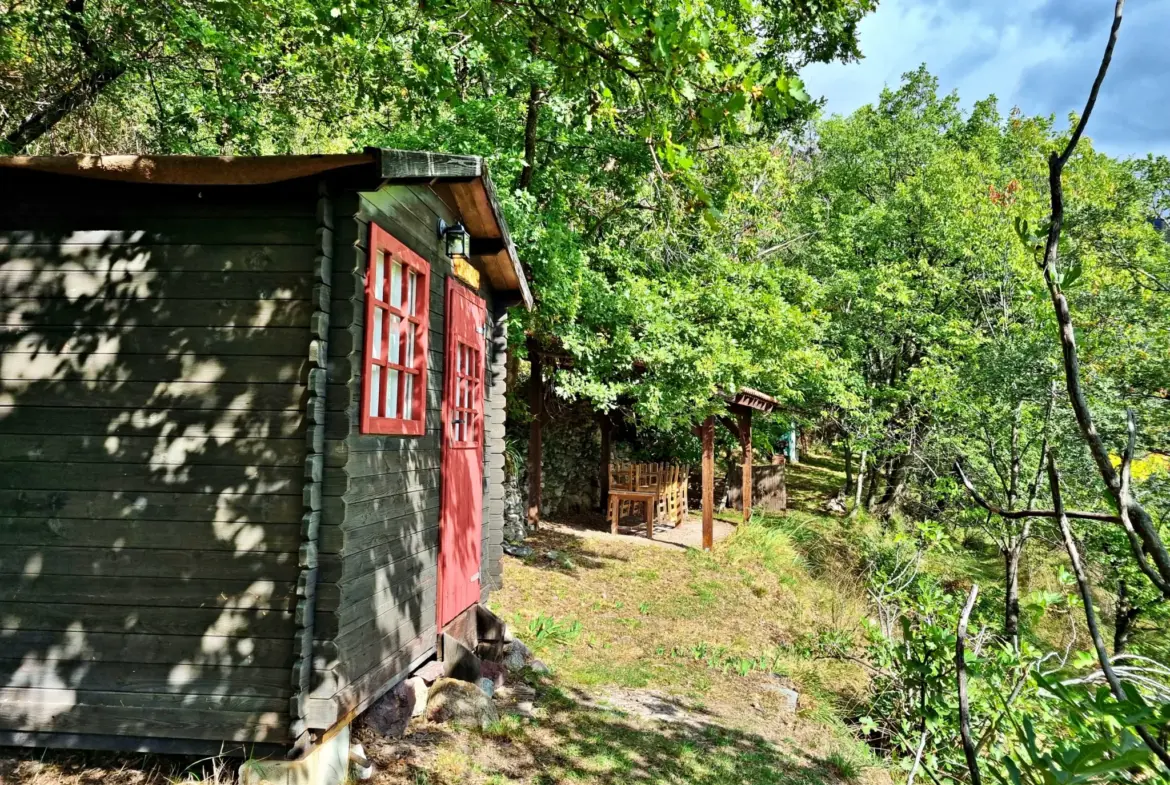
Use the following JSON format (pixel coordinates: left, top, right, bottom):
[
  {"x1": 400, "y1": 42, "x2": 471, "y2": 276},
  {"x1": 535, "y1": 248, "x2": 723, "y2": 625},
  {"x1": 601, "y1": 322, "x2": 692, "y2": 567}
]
[{"x1": 438, "y1": 219, "x2": 471, "y2": 260}]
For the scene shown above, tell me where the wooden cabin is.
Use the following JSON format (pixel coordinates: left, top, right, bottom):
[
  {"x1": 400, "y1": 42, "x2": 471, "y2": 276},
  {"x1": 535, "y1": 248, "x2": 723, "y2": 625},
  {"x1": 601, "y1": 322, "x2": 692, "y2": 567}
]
[{"x1": 0, "y1": 150, "x2": 531, "y2": 756}]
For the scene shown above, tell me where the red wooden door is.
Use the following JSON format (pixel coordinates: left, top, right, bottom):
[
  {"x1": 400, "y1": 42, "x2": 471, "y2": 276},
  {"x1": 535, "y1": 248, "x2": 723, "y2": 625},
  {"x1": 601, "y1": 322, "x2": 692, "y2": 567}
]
[{"x1": 438, "y1": 277, "x2": 487, "y2": 627}]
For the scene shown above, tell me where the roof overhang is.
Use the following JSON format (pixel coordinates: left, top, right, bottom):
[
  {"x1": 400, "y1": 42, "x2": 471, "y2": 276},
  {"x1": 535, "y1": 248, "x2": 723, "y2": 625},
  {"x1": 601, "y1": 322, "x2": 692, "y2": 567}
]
[
  {"x1": 728, "y1": 387, "x2": 778, "y2": 414},
  {"x1": 0, "y1": 148, "x2": 532, "y2": 308}
]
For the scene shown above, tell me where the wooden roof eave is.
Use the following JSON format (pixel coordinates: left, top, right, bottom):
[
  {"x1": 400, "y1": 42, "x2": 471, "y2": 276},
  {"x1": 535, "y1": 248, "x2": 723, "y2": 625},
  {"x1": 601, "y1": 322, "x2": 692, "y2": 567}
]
[
  {"x1": 726, "y1": 387, "x2": 778, "y2": 414},
  {"x1": 0, "y1": 148, "x2": 534, "y2": 310},
  {"x1": 374, "y1": 149, "x2": 532, "y2": 310}
]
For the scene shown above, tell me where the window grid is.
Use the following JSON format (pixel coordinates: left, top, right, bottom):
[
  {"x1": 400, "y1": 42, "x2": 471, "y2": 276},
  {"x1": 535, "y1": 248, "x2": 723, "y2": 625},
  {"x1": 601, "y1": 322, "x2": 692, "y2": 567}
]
[
  {"x1": 449, "y1": 341, "x2": 482, "y2": 447},
  {"x1": 362, "y1": 226, "x2": 429, "y2": 436}
]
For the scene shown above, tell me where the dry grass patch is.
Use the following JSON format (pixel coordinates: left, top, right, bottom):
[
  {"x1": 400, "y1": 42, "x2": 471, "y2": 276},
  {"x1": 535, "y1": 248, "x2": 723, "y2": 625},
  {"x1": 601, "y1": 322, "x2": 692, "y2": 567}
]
[
  {"x1": 0, "y1": 749, "x2": 238, "y2": 785},
  {"x1": 490, "y1": 515, "x2": 870, "y2": 712}
]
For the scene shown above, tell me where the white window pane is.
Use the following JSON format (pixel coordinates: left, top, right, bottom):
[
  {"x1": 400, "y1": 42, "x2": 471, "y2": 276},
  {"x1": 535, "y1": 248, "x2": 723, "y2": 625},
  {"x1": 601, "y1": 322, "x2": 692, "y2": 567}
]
[
  {"x1": 369, "y1": 366, "x2": 381, "y2": 418},
  {"x1": 374, "y1": 251, "x2": 385, "y2": 301},
  {"x1": 390, "y1": 261, "x2": 403, "y2": 309},
  {"x1": 389, "y1": 315, "x2": 401, "y2": 364},
  {"x1": 386, "y1": 369, "x2": 399, "y2": 418},
  {"x1": 408, "y1": 271, "x2": 418, "y2": 316},
  {"x1": 371, "y1": 309, "x2": 383, "y2": 359},
  {"x1": 405, "y1": 322, "x2": 416, "y2": 366},
  {"x1": 403, "y1": 373, "x2": 414, "y2": 420}
]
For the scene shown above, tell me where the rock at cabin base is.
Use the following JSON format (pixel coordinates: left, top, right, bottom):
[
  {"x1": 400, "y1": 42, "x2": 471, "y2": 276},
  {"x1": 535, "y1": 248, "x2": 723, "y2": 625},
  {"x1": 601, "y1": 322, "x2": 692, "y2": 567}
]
[
  {"x1": 528, "y1": 659, "x2": 549, "y2": 675},
  {"x1": 480, "y1": 660, "x2": 507, "y2": 689},
  {"x1": 426, "y1": 678, "x2": 499, "y2": 729},
  {"x1": 496, "y1": 683, "x2": 537, "y2": 719},
  {"x1": 364, "y1": 682, "x2": 413, "y2": 738},
  {"x1": 503, "y1": 543, "x2": 533, "y2": 558},
  {"x1": 414, "y1": 660, "x2": 445, "y2": 685},
  {"x1": 477, "y1": 677, "x2": 497, "y2": 697},
  {"x1": 350, "y1": 743, "x2": 375, "y2": 781},
  {"x1": 502, "y1": 639, "x2": 532, "y2": 672},
  {"x1": 404, "y1": 677, "x2": 428, "y2": 717}
]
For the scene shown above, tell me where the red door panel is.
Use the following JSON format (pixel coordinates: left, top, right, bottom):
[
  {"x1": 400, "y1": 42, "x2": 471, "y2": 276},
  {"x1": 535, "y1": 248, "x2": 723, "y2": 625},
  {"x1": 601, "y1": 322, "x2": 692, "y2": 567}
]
[{"x1": 438, "y1": 277, "x2": 487, "y2": 627}]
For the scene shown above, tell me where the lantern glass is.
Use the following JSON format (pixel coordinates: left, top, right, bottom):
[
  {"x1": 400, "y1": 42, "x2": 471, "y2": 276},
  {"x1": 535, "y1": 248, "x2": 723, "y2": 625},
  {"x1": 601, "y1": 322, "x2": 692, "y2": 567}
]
[{"x1": 445, "y1": 222, "x2": 470, "y2": 258}]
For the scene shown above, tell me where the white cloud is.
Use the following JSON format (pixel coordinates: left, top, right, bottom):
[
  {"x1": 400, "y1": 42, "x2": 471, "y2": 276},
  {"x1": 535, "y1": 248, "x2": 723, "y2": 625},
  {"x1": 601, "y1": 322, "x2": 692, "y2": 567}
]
[{"x1": 800, "y1": 0, "x2": 1170, "y2": 158}]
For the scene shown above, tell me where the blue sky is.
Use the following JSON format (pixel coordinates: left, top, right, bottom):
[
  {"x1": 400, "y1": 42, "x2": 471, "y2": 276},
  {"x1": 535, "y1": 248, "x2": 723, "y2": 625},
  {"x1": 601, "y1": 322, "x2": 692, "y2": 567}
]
[{"x1": 800, "y1": 0, "x2": 1170, "y2": 159}]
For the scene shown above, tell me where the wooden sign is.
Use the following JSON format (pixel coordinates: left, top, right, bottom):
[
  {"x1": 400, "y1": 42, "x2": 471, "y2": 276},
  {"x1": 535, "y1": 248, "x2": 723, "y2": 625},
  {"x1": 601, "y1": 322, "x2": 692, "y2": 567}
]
[{"x1": 452, "y1": 255, "x2": 481, "y2": 290}]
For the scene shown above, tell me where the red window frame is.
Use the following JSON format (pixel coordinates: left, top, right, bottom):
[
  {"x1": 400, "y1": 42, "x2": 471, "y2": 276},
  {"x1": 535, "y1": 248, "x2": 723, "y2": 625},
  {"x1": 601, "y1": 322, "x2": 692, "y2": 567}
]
[{"x1": 361, "y1": 224, "x2": 431, "y2": 436}]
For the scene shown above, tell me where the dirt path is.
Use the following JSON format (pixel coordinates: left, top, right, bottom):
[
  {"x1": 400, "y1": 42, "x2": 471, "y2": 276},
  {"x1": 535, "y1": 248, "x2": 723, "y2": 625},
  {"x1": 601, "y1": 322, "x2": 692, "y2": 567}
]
[{"x1": 539, "y1": 512, "x2": 737, "y2": 550}]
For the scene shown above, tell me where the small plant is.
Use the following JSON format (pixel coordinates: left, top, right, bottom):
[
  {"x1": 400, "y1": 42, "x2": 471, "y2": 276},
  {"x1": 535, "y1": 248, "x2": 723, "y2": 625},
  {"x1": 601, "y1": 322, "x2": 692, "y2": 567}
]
[
  {"x1": 480, "y1": 715, "x2": 527, "y2": 741},
  {"x1": 823, "y1": 750, "x2": 862, "y2": 782},
  {"x1": 525, "y1": 613, "x2": 581, "y2": 646}
]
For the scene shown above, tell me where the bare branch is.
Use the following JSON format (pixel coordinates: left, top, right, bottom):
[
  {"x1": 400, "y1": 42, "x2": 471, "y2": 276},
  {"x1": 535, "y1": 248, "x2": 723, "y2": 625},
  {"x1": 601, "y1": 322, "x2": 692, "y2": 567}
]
[
  {"x1": 954, "y1": 460, "x2": 1119, "y2": 522},
  {"x1": 906, "y1": 729, "x2": 929, "y2": 785},
  {"x1": 1118, "y1": 410, "x2": 1170, "y2": 595},
  {"x1": 1047, "y1": 452, "x2": 1170, "y2": 771},
  {"x1": 956, "y1": 584, "x2": 983, "y2": 785},
  {"x1": 1056, "y1": 0, "x2": 1124, "y2": 166},
  {"x1": 1034, "y1": 0, "x2": 1170, "y2": 595}
]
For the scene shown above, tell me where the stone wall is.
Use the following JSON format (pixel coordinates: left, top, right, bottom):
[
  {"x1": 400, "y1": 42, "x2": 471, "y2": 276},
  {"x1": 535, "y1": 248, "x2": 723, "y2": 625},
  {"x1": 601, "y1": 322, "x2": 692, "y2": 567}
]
[{"x1": 503, "y1": 402, "x2": 603, "y2": 541}]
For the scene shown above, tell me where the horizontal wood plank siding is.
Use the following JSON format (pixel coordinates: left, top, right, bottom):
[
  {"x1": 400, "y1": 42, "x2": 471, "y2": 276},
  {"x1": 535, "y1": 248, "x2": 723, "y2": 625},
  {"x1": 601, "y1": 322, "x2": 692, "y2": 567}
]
[
  {"x1": 310, "y1": 184, "x2": 466, "y2": 727},
  {"x1": 0, "y1": 175, "x2": 316, "y2": 748}
]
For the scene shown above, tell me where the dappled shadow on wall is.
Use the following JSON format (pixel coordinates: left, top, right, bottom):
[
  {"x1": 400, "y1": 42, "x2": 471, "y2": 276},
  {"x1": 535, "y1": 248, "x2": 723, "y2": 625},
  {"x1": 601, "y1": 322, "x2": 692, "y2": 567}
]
[{"x1": 0, "y1": 174, "x2": 318, "y2": 749}]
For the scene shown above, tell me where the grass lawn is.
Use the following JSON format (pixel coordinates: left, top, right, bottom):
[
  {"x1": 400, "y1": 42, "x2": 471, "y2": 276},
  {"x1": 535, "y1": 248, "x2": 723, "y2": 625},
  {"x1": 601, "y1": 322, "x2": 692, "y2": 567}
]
[{"x1": 366, "y1": 457, "x2": 893, "y2": 785}]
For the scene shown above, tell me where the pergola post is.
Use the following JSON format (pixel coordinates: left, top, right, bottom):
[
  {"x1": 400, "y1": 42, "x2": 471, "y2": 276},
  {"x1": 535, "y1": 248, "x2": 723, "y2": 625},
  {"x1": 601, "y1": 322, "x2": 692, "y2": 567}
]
[
  {"x1": 737, "y1": 408, "x2": 752, "y2": 524},
  {"x1": 701, "y1": 415, "x2": 715, "y2": 551},
  {"x1": 527, "y1": 342, "x2": 543, "y2": 530}
]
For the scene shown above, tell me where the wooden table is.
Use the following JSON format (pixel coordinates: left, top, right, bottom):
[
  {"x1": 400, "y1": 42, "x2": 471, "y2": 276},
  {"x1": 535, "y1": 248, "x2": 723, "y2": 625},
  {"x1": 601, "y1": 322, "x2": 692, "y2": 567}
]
[{"x1": 608, "y1": 490, "x2": 659, "y2": 537}]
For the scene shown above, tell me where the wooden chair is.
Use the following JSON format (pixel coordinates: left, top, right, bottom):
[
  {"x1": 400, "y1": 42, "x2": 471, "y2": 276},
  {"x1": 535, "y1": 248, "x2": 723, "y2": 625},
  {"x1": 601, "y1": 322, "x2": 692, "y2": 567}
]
[{"x1": 607, "y1": 461, "x2": 688, "y2": 537}]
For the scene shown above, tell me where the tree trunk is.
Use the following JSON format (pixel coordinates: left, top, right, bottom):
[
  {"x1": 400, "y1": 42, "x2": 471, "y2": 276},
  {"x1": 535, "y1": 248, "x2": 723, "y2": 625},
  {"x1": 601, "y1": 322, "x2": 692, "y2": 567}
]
[
  {"x1": 1114, "y1": 577, "x2": 1140, "y2": 655},
  {"x1": 526, "y1": 342, "x2": 543, "y2": 530},
  {"x1": 863, "y1": 458, "x2": 879, "y2": 509},
  {"x1": 598, "y1": 413, "x2": 612, "y2": 513},
  {"x1": 877, "y1": 453, "x2": 910, "y2": 512},
  {"x1": 852, "y1": 449, "x2": 867, "y2": 514},
  {"x1": 5, "y1": 63, "x2": 125, "y2": 152},
  {"x1": 1004, "y1": 546, "x2": 1021, "y2": 650},
  {"x1": 517, "y1": 81, "x2": 542, "y2": 190},
  {"x1": 843, "y1": 439, "x2": 854, "y2": 495},
  {"x1": 701, "y1": 416, "x2": 715, "y2": 550}
]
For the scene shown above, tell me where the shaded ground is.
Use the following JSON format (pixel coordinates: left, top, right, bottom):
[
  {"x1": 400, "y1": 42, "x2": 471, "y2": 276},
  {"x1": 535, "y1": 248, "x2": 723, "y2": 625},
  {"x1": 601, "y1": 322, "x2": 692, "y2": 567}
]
[
  {"x1": 0, "y1": 750, "x2": 235, "y2": 785},
  {"x1": 357, "y1": 677, "x2": 880, "y2": 785}
]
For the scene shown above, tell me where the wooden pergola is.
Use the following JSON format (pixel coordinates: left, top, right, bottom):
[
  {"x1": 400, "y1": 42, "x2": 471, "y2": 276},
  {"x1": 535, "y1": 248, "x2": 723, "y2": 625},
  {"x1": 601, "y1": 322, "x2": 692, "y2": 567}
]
[
  {"x1": 697, "y1": 388, "x2": 778, "y2": 550},
  {"x1": 527, "y1": 349, "x2": 778, "y2": 552}
]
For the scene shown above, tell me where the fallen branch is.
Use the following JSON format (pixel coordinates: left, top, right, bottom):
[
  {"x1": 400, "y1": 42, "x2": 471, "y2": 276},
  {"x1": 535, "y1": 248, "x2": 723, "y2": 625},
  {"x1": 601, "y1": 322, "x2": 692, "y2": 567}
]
[{"x1": 906, "y1": 728, "x2": 929, "y2": 785}]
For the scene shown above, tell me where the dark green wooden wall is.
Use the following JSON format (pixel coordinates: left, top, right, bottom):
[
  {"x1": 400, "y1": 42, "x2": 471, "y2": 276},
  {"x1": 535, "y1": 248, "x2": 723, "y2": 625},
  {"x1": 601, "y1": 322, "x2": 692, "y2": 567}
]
[
  {"x1": 307, "y1": 182, "x2": 507, "y2": 730},
  {"x1": 0, "y1": 173, "x2": 319, "y2": 752},
  {"x1": 0, "y1": 170, "x2": 511, "y2": 750}
]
